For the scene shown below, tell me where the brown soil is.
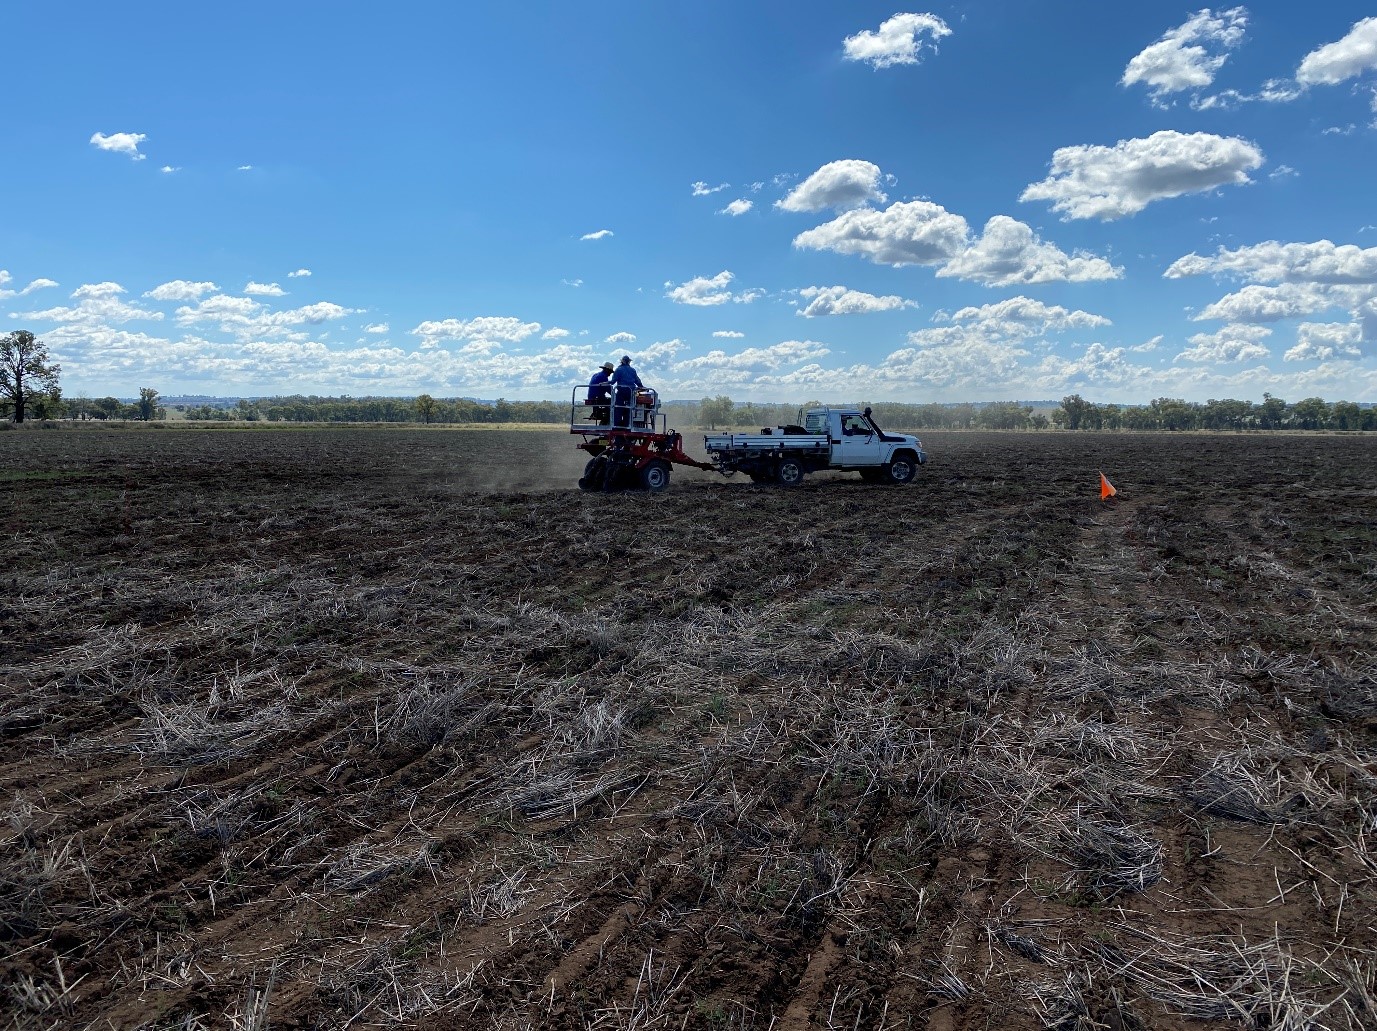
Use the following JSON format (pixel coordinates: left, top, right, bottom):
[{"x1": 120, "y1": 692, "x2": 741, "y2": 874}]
[{"x1": 2, "y1": 426, "x2": 1374, "y2": 1030}]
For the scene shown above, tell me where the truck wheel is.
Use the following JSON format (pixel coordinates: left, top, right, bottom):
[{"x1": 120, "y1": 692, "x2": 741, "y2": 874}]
[
  {"x1": 884, "y1": 454, "x2": 918, "y2": 485},
  {"x1": 639, "y1": 460, "x2": 671, "y2": 492},
  {"x1": 776, "y1": 457, "x2": 805, "y2": 487}
]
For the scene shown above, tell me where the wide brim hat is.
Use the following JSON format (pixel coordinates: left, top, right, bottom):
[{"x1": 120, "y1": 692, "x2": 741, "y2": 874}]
[{"x1": 601, "y1": 362, "x2": 615, "y2": 371}]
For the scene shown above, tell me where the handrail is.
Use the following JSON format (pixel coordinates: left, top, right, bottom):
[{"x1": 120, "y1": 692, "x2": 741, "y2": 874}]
[{"x1": 569, "y1": 383, "x2": 664, "y2": 435}]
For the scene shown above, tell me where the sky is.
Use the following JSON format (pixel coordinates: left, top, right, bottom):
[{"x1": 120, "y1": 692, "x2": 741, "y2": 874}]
[{"x1": 4, "y1": 1, "x2": 1377, "y2": 404}]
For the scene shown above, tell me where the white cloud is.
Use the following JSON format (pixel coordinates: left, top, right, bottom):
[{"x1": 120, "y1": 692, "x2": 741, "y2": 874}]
[
  {"x1": 674, "y1": 340, "x2": 831, "y2": 378},
  {"x1": 288, "y1": 269, "x2": 312, "y2": 278},
  {"x1": 793, "y1": 200, "x2": 969, "y2": 266},
  {"x1": 1021, "y1": 131, "x2": 1264, "y2": 220},
  {"x1": 1196, "y1": 283, "x2": 1345, "y2": 323},
  {"x1": 1284, "y1": 322, "x2": 1364, "y2": 361},
  {"x1": 90, "y1": 131, "x2": 147, "y2": 161},
  {"x1": 944, "y1": 296, "x2": 1112, "y2": 337},
  {"x1": 691, "y1": 181, "x2": 730, "y2": 196},
  {"x1": 777, "y1": 159, "x2": 888, "y2": 213},
  {"x1": 1164, "y1": 240, "x2": 1377, "y2": 284},
  {"x1": 1133, "y1": 335, "x2": 1164, "y2": 352},
  {"x1": 0, "y1": 271, "x2": 59, "y2": 300},
  {"x1": 72, "y1": 282, "x2": 125, "y2": 300},
  {"x1": 542, "y1": 327, "x2": 570, "y2": 340},
  {"x1": 581, "y1": 229, "x2": 614, "y2": 240},
  {"x1": 665, "y1": 271, "x2": 762, "y2": 306},
  {"x1": 561, "y1": 278, "x2": 583, "y2": 287},
  {"x1": 936, "y1": 215, "x2": 1123, "y2": 286},
  {"x1": 1122, "y1": 7, "x2": 1248, "y2": 102},
  {"x1": 605, "y1": 332, "x2": 637, "y2": 344},
  {"x1": 796, "y1": 285, "x2": 915, "y2": 317},
  {"x1": 712, "y1": 330, "x2": 745, "y2": 338},
  {"x1": 244, "y1": 281, "x2": 286, "y2": 297},
  {"x1": 1297, "y1": 17, "x2": 1377, "y2": 85},
  {"x1": 1176, "y1": 324, "x2": 1272, "y2": 363},
  {"x1": 20, "y1": 283, "x2": 164, "y2": 327},
  {"x1": 160, "y1": 165, "x2": 179, "y2": 174},
  {"x1": 364, "y1": 322, "x2": 390, "y2": 334},
  {"x1": 1269, "y1": 164, "x2": 1299, "y2": 180},
  {"x1": 237, "y1": 165, "x2": 254, "y2": 171},
  {"x1": 144, "y1": 280, "x2": 220, "y2": 301},
  {"x1": 719, "y1": 199, "x2": 753, "y2": 216},
  {"x1": 843, "y1": 12, "x2": 952, "y2": 69},
  {"x1": 411, "y1": 316, "x2": 542, "y2": 349},
  {"x1": 174, "y1": 295, "x2": 359, "y2": 340}
]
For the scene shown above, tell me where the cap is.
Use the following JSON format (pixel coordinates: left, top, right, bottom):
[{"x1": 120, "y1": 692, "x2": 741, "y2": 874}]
[{"x1": 621, "y1": 355, "x2": 632, "y2": 363}]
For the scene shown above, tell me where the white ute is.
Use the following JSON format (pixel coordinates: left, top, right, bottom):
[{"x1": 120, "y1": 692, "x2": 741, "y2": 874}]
[{"x1": 704, "y1": 406, "x2": 928, "y2": 486}]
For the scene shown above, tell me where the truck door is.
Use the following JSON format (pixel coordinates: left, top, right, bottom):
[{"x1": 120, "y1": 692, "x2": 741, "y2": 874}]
[{"x1": 833, "y1": 411, "x2": 883, "y2": 467}]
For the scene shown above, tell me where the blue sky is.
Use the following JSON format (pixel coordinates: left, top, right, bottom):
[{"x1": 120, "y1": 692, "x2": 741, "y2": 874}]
[{"x1": 4, "y1": 2, "x2": 1377, "y2": 403}]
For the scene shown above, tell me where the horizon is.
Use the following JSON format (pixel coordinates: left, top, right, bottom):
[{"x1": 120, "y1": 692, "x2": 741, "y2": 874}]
[{"x1": 5, "y1": 3, "x2": 1377, "y2": 405}]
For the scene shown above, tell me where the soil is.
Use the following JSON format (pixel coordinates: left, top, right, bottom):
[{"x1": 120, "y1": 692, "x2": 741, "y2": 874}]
[{"x1": 1, "y1": 425, "x2": 1374, "y2": 1030}]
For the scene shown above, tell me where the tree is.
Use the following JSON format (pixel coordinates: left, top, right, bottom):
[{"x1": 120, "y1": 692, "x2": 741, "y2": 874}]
[
  {"x1": 31, "y1": 386, "x2": 65, "y2": 421},
  {"x1": 415, "y1": 393, "x2": 438, "y2": 424},
  {"x1": 699, "y1": 395, "x2": 734, "y2": 429},
  {"x1": 1059, "y1": 394, "x2": 1091, "y2": 430},
  {"x1": 137, "y1": 387, "x2": 161, "y2": 421},
  {"x1": 0, "y1": 330, "x2": 61, "y2": 423}
]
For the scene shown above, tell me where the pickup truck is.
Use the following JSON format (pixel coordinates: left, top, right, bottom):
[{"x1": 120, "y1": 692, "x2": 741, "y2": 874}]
[{"x1": 704, "y1": 407, "x2": 927, "y2": 485}]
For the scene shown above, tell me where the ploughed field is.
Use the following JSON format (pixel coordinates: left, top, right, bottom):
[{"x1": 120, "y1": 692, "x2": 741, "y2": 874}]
[{"x1": 2, "y1": 426, "x2": 1375, "y2": 1030}]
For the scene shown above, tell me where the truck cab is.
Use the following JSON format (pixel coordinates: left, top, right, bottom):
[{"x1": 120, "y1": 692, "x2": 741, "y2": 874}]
[{"x1": 704, "y1": 407, "x2": 927, "y2": 485}]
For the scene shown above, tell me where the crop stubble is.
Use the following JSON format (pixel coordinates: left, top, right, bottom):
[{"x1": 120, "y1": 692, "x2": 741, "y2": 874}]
[{"x1": 1, "y1": 427, "x2": 1375, "y2": 1030}]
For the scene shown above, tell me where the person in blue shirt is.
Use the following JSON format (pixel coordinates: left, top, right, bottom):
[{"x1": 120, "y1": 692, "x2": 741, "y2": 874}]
[
  {"x1": 586, "y1": 362, "x2": 614, "y2": 424},
  {"x1": 609, "y1": 355, "x2": 643, "y2": 428}
]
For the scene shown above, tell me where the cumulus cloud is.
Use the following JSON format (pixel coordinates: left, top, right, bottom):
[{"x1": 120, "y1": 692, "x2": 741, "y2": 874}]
[
  {"x1": 160, "y1": 165, "x2": 179, "y2": 174},
  {"x1": 719, "y1": 199, "x2": 753, "y2": 216},
  {"x1": 90, "y1": 131, "x2": 147, "y2": 160},
  {"x1": 665, "y1": 271, "x2": 762, "y2": 306},
  {"x1": 1176, "y1": 323, "x2": 1272, "y2": 362},
  {"x1": 843, "y1": 12, "x2": 952, "y2": 69},
  {"x1": 581, "y1": 229, "x2": 614, "y2": 240},
  {"x1": 796, "y1": 285, "x2": 914, "y2": 317},
  {"x1": 364, "y1": 322, "x2": 389, "y2": 334},
  {"x1": 1164, "y1": 240, "x2": 1377, "y2": 284},
  {"x1": 169, "y1": 295, "x2": 359, "y2": 341},
  {"x1": 777, "y1": 159, "x2": 888, "y2": 213},
  {"x1": 937, "y1": 215, "x2": 1122, "y2": 285},
  {"x1": 0, "y1": 271, "x2": 59, "y2": 300},
  {"x1": 1020, "y1": 130, "x2": 1264, "y2": 220},
  {"x1": 288, "y1": 268, "x2": 312, "y2": 278},
  {"x1": 691, "y1": 182, "x2": 729, "y2": 196},
  {"x1": 1195, "y1": 283, "x2": 1346, "y2": 323},
  {"x1": 143, "y1": 280, "x2": 220, "y2": 301},
  {"x1": 793, "y1": 200, "x2": 969, "y2": 266},
  {"x1": 244, "y1": 281, "x2": 286, "y2": 297},
  {"x1": 944, "y1": 296, "x2": 1112, "y2": 336},
  {"x1": 19, "y1": 282, "x2": 164, "y2": 327},
  {"x1": 411, "y1": 316, "x2": 542, "y2": 349},
  {"x1": 1297, "y1": 17, "x2": 1377, "y2": 85},
  {"x1": 542, "y1": 327, "x2": 570, "y2": 340},
  {"x1": 674, "y1": 340, "x2": 831, "y2": 379},
  {"x1": 561, "y1": 278, "x2": 583, "y2": 288},
  {"x1": 1285, "y1": 321, "x2": 1364, "y2": 361},
  {"x1": 605, "y1": 332, "x2": 637, "y2": 344},
  {"x1": 1122, "y1": 7, "x2": 1248, "y2": 103},
  {"x1": 712, "y1": 330, "x2": 745, "y2": 338}
]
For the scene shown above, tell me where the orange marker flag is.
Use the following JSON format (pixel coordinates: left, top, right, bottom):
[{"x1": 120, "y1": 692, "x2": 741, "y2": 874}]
[{"x1": 1099, "y1": 471, "x2": 1118, "y2": 500}]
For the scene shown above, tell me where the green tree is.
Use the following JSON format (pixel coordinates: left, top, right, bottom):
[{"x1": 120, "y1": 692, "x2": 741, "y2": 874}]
[
  {"x1": 1059, "y1": 394, "x2": 1092, "y2": 430},
  {"x1": 137, "y1": 387, "x2": 161, "y2": 421},
  {"x1": 415, "y1": 393, "x2": 438, "y2": 424},
  {"x1": 699, "y1": 395, "x2": 735, "y2": 429},
  {"x1": 31, "y1": 385, "x2": 65, "y2": 420},
  {"x1": 0, "y1": 330, "x2": 61, "y2": 423}
]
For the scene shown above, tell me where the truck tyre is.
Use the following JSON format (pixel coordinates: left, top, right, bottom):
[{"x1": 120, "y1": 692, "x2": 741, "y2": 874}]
[
  {"x1": 884, "y1": 452, "x2": 918, "y2": 485},
  {"x1": 775, "y1": 457, "x2": 805, "y2": 487},
  {"x1": 639, "y1": 460, "x2": 671, "y2": 492}
]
